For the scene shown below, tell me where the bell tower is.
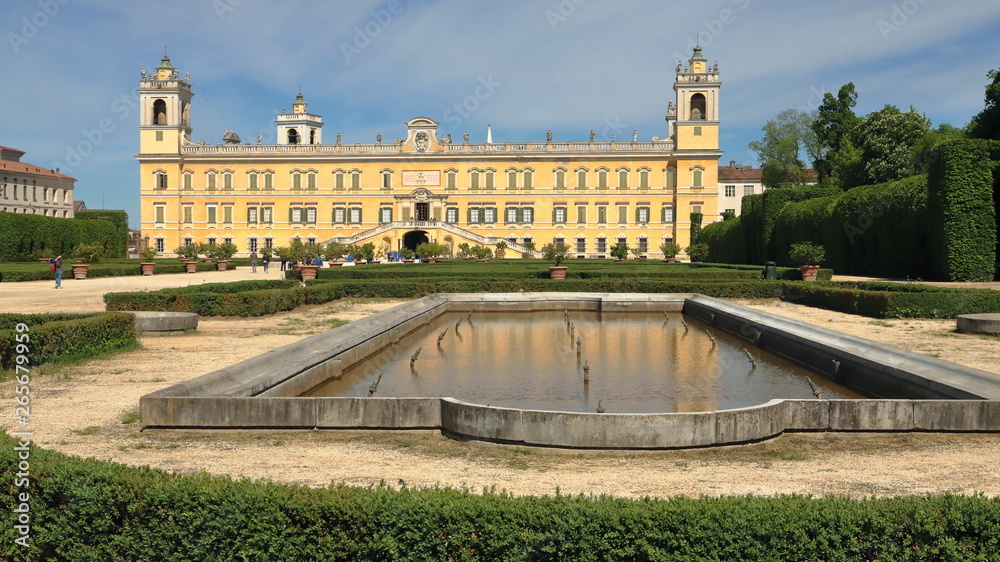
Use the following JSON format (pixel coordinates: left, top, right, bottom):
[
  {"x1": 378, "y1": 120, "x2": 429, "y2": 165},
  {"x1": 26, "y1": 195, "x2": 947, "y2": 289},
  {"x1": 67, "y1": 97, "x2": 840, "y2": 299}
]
[
  {"x1": 138, "y1": 54, "x2": 193, "y2": 154},
  {"x1": 276, "y1": 91, "x2": 324, "y2": 145},
  {"x1": 668, "y1": 46, "x2": 720, "y2": 151}
]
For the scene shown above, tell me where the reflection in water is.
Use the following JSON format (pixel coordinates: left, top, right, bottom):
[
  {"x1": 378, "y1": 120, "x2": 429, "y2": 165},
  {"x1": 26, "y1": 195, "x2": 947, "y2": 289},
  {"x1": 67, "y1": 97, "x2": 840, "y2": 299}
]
[{"x1": 306, "y1": 311, "x2": 864, "y2": 413}]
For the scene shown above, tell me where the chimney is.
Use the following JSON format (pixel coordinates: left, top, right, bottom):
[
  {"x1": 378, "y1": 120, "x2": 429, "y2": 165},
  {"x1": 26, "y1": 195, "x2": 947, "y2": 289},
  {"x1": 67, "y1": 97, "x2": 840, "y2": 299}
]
[{"x1": 729, "y1": 160, "x2": 736, "y2": 168}]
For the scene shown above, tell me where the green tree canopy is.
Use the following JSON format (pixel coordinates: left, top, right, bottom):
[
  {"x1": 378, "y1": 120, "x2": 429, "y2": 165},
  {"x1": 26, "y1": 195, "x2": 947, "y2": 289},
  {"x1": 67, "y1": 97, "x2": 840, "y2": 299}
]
[
  {"x1": 969, "y1": 68, "x2": 1000, "y2": 140},
  {"x1": 748, "y1": 109, "x2": 820, "y2": 188},
  {"x1": 850, "y1": 104, "x2": 930, "y2": 186},
  {"x1": 811, "y1": 83, "x2": 861, "y2": 183}
]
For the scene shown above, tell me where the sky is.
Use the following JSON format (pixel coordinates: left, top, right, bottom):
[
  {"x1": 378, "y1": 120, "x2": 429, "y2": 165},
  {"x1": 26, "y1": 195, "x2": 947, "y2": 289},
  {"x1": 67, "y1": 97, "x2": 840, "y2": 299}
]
[{"x1": 3, "y1": 0, "x2": 999, "y2": 228}]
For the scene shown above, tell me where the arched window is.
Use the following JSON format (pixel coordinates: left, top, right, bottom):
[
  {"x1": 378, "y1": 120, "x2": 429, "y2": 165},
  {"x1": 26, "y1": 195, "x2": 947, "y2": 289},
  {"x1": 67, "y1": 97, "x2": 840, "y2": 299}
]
[
  {"x1": 152, "y1": 99, "x2": 167, "y2": 125},
  {"x1": 287, "y1": 129, "x2": 300, "y2": 144},
  {"x1": 690, "y1": 93, "x2": 706, "y2": 120}
]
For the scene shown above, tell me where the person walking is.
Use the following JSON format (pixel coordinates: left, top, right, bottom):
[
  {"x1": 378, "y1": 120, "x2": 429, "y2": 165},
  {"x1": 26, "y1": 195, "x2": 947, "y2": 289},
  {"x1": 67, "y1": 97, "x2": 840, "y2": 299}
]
[
  {"x1": 262, "y1": 252, "x2": 270, "y2": 273},
  {"x1": 249, "y1": 250, "x2": 258, "y2": 273},
  {"x1": 51, "y1": 255, "x2": 64, "y2": 289},
  {"x1": 280, "y1": 255, "x2": 287, "y2": 271}
]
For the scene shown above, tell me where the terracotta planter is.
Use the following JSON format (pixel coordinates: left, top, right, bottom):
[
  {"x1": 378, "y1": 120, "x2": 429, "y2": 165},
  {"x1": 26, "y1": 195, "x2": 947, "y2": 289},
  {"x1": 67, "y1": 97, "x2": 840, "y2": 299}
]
[
  {"x1": 295, "y1": 264, "x2": 320, "y2": 281},
  {"x1": 800, "y1": 264, "x2": 820, "y2": 282},
  {"x1": 427, "y1": 258, "x2": 437, "y2": 264},
  {"x1": 215, "y1": 260, "x2": 230, "y2": 271},
  {"x1": 71, "y1": 264, "x2": 89, "y2": 280},
  {"x1": 548, "y1": 266, "x2": 568, "y2": 280},
  {"x1": 475, "y1": 259, "x2": 489, "y2": 263},
  {"x1": 183, "y1": 260, "x2": 198, "y2": 273},
  {"x1": 329, "y1": 262, "x2": 343, "y2": 267},
  {"x1": 140, "y1": 262, "x2": 155, "y2": 276}
]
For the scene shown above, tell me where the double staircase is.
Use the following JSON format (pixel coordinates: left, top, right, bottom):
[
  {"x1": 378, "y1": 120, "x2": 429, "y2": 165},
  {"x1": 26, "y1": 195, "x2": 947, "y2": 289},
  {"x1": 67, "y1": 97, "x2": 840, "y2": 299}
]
[{"x1": 321, "y1": 221, "x2": 541, "y2": 257}]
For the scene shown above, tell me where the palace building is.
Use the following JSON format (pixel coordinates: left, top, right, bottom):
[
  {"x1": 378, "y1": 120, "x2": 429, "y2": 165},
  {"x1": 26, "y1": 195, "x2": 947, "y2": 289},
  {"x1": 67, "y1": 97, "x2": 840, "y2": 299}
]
[{"x1": 138, "y1": 49, "x2": 721, "y2": 259}]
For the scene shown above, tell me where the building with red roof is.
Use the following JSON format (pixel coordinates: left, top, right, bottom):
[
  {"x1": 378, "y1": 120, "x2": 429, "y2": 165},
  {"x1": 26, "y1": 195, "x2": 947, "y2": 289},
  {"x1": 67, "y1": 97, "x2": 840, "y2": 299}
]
[{"x1": 1, "y1": 145, "x2": 77, "y2": 217}]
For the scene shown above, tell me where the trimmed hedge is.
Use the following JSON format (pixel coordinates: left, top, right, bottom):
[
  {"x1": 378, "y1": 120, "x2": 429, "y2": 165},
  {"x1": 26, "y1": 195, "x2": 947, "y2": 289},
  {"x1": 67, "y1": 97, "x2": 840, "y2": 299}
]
[
  {"x1": 74, "y1": 209, "x2": 129, "y2": 258},
  {"x1": 0, "y1": 260, "x2": 223, "y2": 282},
  {"x1": 2, "y1": 434, "x2": 1000, "y2": 560},
  {"x1": 0, "y1": 213, "x2": 123, "y2": 262},
  {"x1": 784, "y1": 282, "x2": 1000, "y2": 318},
  {"x1": 0, "y1": 312, "x2": 137, "y2": 369},
  {"x1": 928, "y1": 139, "x2": 998, "y2": 281}
]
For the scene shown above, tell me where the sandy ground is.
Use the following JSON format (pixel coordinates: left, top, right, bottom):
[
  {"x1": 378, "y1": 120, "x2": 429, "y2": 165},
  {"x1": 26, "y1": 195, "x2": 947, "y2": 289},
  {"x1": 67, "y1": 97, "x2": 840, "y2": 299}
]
[{"x1": 2, "y1": 269, "x2": 1000, "y2": 499}]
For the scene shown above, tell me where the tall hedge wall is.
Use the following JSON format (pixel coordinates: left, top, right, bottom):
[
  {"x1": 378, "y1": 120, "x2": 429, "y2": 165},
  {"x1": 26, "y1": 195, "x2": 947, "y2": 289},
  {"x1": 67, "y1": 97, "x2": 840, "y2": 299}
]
[
  {"x1": 74, "y1": 210, "x2": 129, "y2": 258},
  {"x1": 701, "y1": 216, "x2": 747, "y2": 264},
  {"x1": 0, "y1": 213, "x2": 123, "y2": 262},
  {"x1": 928, "y1": 139, "x2": 997, "y2": 281},
  {"x1": 773, "y1": 196, "x2": 838, "y2": 268}
]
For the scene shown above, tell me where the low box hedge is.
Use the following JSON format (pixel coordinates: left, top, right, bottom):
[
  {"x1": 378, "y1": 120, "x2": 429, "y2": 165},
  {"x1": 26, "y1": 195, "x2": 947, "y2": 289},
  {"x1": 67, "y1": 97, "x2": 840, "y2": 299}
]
[
  {"x1": 0, "y1": 312, "x2": 137, "y2": 369},
  {"x1": 783, "y1": 282, "x2": 1000, "y2": 318},
  {"x1": 1, "y1": 433, "x2": 998, "y2": 560}
]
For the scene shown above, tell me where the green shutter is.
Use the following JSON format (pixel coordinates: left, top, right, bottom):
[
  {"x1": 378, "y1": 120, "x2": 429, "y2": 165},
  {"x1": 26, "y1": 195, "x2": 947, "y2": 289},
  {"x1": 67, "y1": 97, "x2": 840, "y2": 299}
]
[
  {"x1": 288, "y1": 208, "x2": 294, "y2": 223},
  {"x1": 524, "y1": 171, "x2": 532, "y2": 190},
  {"x1": 516, "y1": 208, "x2": 523, "y2": 223},
  {"x1": 489, "y1": 207, "x2": 497, "y2": 223}
]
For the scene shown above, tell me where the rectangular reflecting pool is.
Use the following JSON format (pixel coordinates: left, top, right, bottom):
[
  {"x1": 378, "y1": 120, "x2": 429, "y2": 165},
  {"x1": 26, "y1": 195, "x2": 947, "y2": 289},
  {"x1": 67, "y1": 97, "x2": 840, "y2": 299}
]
[{"x1": 304, "y1": 310, "x2": 864, "y2": 413}]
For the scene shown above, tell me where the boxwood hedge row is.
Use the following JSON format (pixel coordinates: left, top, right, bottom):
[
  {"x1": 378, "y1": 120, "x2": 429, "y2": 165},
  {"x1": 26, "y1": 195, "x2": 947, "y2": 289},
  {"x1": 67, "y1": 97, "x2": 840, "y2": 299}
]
[
  {"x1": 783, "y1": 282, "x2": 1000, "y2": 318},
  {"x1": 0, "y1": 213, "x2": 124, "y2": 262},
  {"x1": 0, "y1": 260, "x2": 223, "y2": 282},
  {"x1": 2, "y1": 434, "x2": 998, "y2": 561},
  {"x1": 0, "y1": 312, "x2": 137, "y2": 369}
]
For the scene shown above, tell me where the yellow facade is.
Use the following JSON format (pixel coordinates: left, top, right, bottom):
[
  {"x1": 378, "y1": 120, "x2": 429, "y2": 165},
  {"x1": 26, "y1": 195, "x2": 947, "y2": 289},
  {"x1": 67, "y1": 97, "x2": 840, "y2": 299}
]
[{"x1": 139, "y1": 50, "x2": 721, "y2": 259}]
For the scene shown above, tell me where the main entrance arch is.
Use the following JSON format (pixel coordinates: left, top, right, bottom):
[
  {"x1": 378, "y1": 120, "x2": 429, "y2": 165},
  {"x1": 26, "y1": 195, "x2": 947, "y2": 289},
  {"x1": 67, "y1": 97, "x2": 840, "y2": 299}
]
[{"x1": 402, "y1": 230, "x2": 429, "y2": 250}]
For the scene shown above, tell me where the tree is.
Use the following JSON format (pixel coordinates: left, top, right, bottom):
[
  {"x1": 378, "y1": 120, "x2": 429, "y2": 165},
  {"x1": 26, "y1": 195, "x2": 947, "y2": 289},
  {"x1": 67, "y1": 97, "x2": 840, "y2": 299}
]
[
  {"x1": 811, "y1": 83, "x2": 861, "y2": 183},
  {"x1": 748, "y1": 109, "x2": 820, "y2": 188},
  {"x1": 850, "y1": 105, "x2": 930, "y2": 186},
  {"x1": 969, "y1": 68, "x2": 1000, "y2": 140}
]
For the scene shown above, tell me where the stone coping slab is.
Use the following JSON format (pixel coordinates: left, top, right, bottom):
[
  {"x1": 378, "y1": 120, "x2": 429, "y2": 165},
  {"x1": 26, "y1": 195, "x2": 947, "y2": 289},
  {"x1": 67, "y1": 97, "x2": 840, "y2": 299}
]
[{"x1": 957, "y1": 313, "x2": 1000, "y2": 335}]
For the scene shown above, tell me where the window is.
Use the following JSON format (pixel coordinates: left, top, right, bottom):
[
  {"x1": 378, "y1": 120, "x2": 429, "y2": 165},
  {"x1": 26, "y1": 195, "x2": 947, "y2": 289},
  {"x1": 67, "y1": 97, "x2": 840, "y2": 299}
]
[
  {"x1": 692, "y1": 205, "x2": 703, "y2": 215},
  {"x1": 335, "y1": 172, "x2": 345, "y2": 191},
  {"x1": 523, "y1": 171, "x2": 533, "y2": 190},
  {"x1": 665, "y1": 168, "x2": 676, "y2": 189},
  {"x1": 348, "y1": 207, "x2": 361, "y2": 223},
  {"x1": 598, "y1": 170, "x2": 607, "y2": 189},
  {"x1": 555, "y1": 169, "x2": 566, "y2": 190},
  {"x1": 156, "y1": 172, "x2": 167, "y2": 189},
  {"x1": 692, "y1": 169, "x2": 703, "y2": 188},
  {"x1": 483, "y1": 207, "x2": 496, "y2": 224},
  {"x1": 506, "y1": 207, "x2": 518, "y2": 223},
  {"x1": 207, "y1": 206, "x2": 217, "y2": 224},
  {"x1": 350, "y1": 172, "x2": 360, "y2": 190},
  {"x1": 333, "y1": 207, "x2": 345, "y2": 223},
  {"x1": 553, "y1": 237, "x2": 565, "y2": 249},
  {"x1": 154, "y1": 205, "x2": 165, "y2": 224},
  {"x1": 744, "y1": 184, "x2": 754, "y2": 196},
  {"x1": 306, "y1": 237, "x2": 316, "y2": 246},
  {"x1": 522, "y1": 237, "x2": 533, "y2": 247},
  {"x1": 292, "y1": 174, "x2": 302, "y2": 191},
  {"x1": 42, "y1": 188, "x2": 48, "y2": 202},
  {"x1": 725, "y1": 185, "x2": 736, "y2": 197},
  {"x1": 207, "y1": 174, "x2": 216, "y2": 191},
  {"x1": 554, "y1": 206, "x2": 567, "y2": 224},
  {"x1": 522, "y1": 207, "x2": 533, "y2": 223},
  {"x1": 248, "y1": 238, "x2": 259, "y2": 252},
  {"x1": 507, "y1": 171, "x2": 517, "y2": 190},
  {"x1": 223, "y1": 173, "x2": 233, "y2": 191},
  {"x1": 575, "y1": 238, "x2": 586, "y2": 253},
  {"x1": 264, "y1": 237, "x2": 274, "y2": 249},
  {"x1": 155, "y1": 130, "x2": 163, "y2": 141},
  {"x1": 694, "y1": 126, "x2": 702, "y2": 136},
  {"x1": 617, "y1": 237, "x2": 627, "y2": 248},
  {"x1": 597, "y1": 206, "x2": 607, "y2": 224},
  {"x1": 248, "y1": 174, "x2": 257, "y2": 191},
  {"x1": 382, "y1": 172, "x2": 392, "y2": 189},
  {"x1": 469, "y1": 207, "x2": 481, "y2": 223},
  {"x1": 637, "y1": 207, "x2": 650, "y2": 224},
  {"x1": 155, "y1": 238, "x2": 165, "y2": 252},
  {"x1": 264, "y1": 174, "x2": 273, "y2": 191},
  {"x1": 446, "y1": 207, "x2": 458, "y2": 222},
  {"x1": 290, "y1": 207, "x2": 302, "y2": 223},
  {"x1": 725, "y1": 208, "x2": 736, "y2": 214},
  {"x1": 576, "y1": 170, "x2": 586, "y2": 190},
  {"x1": 183, "y1": 237, "x2": 193, "y2": 246},
  {"x1": 618, "y1": 170, "x2": 628, "y2": 190},
  {"x1": 183, "y1": 174, "x2": 193, "y2": 191},
  {"x1": 380, "y1": 207, "x2": 392, "y2": 223},
  {"x1": 596, "y1": 237, "x2": 607, "y2": 253},
  {"x1": 306, "y1": 207, "x2": 316, "y2": 224},
  {"x1": 484, "y1": 171, "x2": 494, "y2": 190},
  {"x1": 470, "y1": 172, "x2": 480, "y2": 190},
  {"x1": 223, "y1": 237, "x2": 233, "y2": 247},
  {"x1": 247, "y1": 207, "x2": 257, "y2": 223},
  {"x1": 223, "y1": 206, "x2": 233, "y2": 224},
  {"x1": 261, "y1": 207, "x2": 272, "y2": 224},
  {"x1": 307, "y1": 173, "x2": 317, "y2": 191},
  {"x1": 576, "y1": 206, "x2": 587, "y2": 224},
  {"x1": 447, "y1": 171, "x2": 457, "y2": 190},
  {"x1": 207, "y1": 237, "x2": 217, "y2": 246},
  {"x1": 617, "y1": 206, "x2": 628, "y2": 224},
  {"x1": 639, "y1": 169, "x2": 650, "y2": 189},
  {"x1": 662, "y1": 206, "x2": 675, "y2": 223},
  {"x1": 638, "y1": 238, "x2": 648, "y2": 253},
  {"x1": 183, "y1": 206, "x2": 193, "y2": 224}
]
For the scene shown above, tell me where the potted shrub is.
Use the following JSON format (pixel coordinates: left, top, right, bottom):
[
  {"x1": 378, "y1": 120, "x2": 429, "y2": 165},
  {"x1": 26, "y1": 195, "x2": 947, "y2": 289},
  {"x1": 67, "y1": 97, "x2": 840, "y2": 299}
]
[
  {"x1": 789, "y1": 242, "x2": 825, "y2": 281},
  {"x1": 494, "y1": 240, "x2": 508, "y2": 259},
  {"x1": 659, "y1": 241, "x2": 682, "y2": 263},
  {"x1": 324, "y1": 242, "x2": 348, "y2": 266},
  {"x1": 521, "y1": 241, "x2": 536, "y2": 258},
  {"x1": 36, "y1": 248, "x2": 55, "y2": 263},
  {"x1": 471, "y1": 245, "x2": 492, "y2": 262},
  {"x1": 610, "y1": 242, "x2": 629, "y2": 262},
  {"x1": 685, "y1": 243, "x2": 709, "y2": 263},
  {"x1": 207, "y1": 242, "x2": 238, "y2": 271},
  {"x1": 542, "y1": 241, "x2": 569, "y2": 279},
  {"x1": 457, "y1": 242, "x2": 472, "y2": 259},
  {"x1": 139, "y1": 247, "x2": 158, "y2": 276},
  {"x1": 400, "y1": 248, "x2": 416, "y2": 263},
  {"x1": 174, "y1": 244, "x2": 200, "y2": 273},
  {"x1": 70, "y1": 242, "x2": 105, "y2": 279},
  {"x1": 630, "y1": 246, "x2": 645, "y2": 260},
  {"x1": 416, "y1": 242, "x2": 448, "y2": 263}
]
